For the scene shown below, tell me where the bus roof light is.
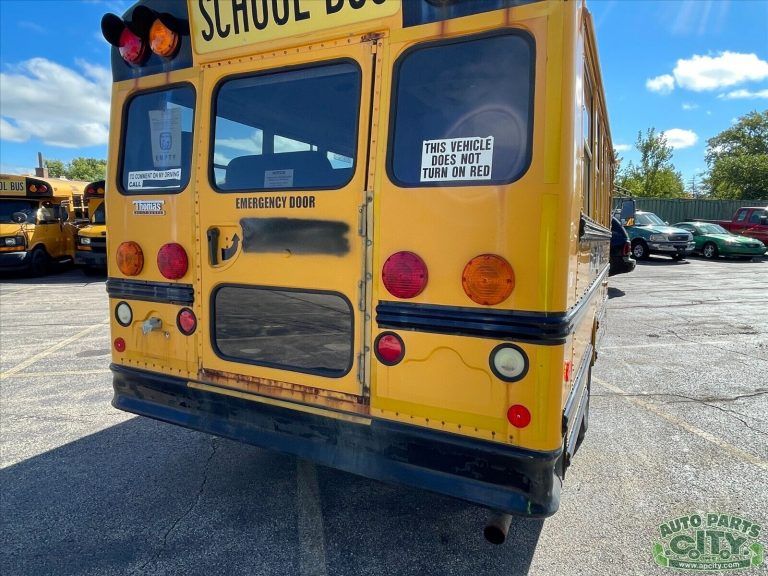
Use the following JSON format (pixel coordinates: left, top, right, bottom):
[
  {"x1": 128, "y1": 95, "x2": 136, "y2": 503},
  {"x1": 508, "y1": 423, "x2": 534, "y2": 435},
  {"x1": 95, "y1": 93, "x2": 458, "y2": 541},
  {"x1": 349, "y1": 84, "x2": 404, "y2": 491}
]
[
  {"x1": 149, "y1": 17, "x2": 180, "y2": 58},
  {"x1": 118, "y1": 27, "x2": 148, "y2": 65},
  {"x1": 382, "y1": 251, "x2": 428, "y2": 299},
  {"x1": 462, "y1": 254, "x2": 515, "y2": 306},
  {"x1": 157, "y1": 243, "x2": 188, "y2": 280}
]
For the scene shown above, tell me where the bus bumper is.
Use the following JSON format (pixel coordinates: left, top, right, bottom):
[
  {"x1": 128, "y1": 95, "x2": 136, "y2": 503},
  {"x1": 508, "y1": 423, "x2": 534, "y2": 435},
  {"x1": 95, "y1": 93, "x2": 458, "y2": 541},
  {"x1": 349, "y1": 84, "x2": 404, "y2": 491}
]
[
  {"x1": 0, "y1": 251, "x2": 31, "y2": 270},
  {"x1": 75, "y1": 251, "x2": 106, "y2": 268},
  {"x1": 112, "y1": 364, "x2": 563, "y2": 517}
]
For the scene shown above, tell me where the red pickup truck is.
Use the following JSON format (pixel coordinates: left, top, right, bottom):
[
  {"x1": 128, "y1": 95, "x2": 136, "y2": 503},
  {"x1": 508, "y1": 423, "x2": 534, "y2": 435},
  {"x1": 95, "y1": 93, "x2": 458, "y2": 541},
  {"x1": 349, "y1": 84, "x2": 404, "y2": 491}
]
[{"x1": 702, "y1": 207, "x2": 768, "y2": 245}]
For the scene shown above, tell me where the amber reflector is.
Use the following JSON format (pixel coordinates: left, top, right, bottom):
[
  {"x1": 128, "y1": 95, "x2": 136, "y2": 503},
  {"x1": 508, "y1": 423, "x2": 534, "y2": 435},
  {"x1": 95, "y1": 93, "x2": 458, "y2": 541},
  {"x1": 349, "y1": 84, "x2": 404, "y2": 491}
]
[
  {"x1": 149, "y1": 19, "x2": 179, "y2": 58},
  {"x1": 462, "y1": 254, "x2": 515, "y2": 305},
  {"x1": 116, "y1": 241, "x2": 144, "y2": 276}
]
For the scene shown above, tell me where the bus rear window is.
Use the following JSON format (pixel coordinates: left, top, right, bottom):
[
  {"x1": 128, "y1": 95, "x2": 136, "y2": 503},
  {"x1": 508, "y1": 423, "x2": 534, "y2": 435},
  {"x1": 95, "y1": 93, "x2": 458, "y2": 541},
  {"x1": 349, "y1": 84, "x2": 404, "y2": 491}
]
[
  {"x1": 120, "y1": 85, "x2": 195, "y2": 194},
  {"x1": 389, "y1": 32, "x2": 534, "y2": 187},
  {"x1": 212, "y1": 62, "x2": 360, "y2": 192}
]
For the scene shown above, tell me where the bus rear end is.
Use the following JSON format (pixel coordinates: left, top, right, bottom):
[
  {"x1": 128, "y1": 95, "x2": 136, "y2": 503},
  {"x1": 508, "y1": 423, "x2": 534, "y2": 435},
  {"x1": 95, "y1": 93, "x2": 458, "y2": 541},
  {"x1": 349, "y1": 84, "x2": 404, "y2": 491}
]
[{"x1": 105, "y1": 0, "x2": 608, "y2": 526}]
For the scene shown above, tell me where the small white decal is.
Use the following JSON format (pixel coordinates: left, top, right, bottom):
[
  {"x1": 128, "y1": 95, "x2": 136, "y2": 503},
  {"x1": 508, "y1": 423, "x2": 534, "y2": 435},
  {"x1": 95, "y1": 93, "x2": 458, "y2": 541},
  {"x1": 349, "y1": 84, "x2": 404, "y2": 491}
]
[
  {"x1": 420, "y1": 136, "x2": 494, "y2": 182},
  {"x1": 133, "y1": 200, "x2": 166, "y2": 215},
  {"x1": 264, "y1": 169, "x2": 294, "y2": 188}
]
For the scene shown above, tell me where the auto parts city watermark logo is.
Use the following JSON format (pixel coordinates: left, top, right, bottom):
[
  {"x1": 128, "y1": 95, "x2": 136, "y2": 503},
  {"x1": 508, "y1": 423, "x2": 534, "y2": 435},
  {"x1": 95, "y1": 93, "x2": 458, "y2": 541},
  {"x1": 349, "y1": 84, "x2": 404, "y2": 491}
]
[{"x1": 653, "y1": 513, "x2": 763, "y2": 571}]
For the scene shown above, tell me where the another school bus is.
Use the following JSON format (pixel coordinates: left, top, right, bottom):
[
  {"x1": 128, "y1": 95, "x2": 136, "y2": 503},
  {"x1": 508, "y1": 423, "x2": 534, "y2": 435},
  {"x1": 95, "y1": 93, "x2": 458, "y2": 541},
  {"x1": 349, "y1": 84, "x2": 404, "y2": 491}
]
[
  {"x1": 102, "y1": 0, "x2": 614, "y2": 539},
  {"x1": 75, "y1": 180, "x2": 108, "y2": 272},
  {"x1": 0, "y1": 174, "x2": 86, "y2": 276}
]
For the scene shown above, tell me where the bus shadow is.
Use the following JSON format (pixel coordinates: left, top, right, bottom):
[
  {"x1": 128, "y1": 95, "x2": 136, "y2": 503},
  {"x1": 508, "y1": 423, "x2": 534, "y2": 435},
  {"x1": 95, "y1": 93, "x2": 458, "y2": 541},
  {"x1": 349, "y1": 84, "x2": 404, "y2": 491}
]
[
  {"x1": 1, "y1": 418, "x2": 543, "y2": 576},
  {"x1": 0, "y1": 267, "x2": 105, "y2": 285}
]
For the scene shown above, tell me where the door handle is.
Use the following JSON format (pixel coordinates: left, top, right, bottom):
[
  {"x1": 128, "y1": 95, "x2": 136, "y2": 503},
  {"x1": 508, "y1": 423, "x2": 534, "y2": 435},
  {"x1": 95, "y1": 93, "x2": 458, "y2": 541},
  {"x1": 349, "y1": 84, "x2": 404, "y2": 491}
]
[{"x1": 207, "y1": 227, "x2": 220, "y2": 266}]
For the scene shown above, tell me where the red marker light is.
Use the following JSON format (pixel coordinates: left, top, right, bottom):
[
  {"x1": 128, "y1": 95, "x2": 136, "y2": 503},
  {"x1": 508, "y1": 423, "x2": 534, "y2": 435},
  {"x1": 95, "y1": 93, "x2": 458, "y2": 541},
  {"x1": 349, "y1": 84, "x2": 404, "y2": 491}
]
[
  {"x1": 177, "y1": 308, "x2": 197, "y2": 336},
  {"x1": 114, "y1": 337, "x2": 126, "y2": 352},
  {"x1": 507, "y1": 405, "x2": 531, "y2": 428},
  {"x1": 375, "y1": 333, "x2": 405, "y2": 365}
]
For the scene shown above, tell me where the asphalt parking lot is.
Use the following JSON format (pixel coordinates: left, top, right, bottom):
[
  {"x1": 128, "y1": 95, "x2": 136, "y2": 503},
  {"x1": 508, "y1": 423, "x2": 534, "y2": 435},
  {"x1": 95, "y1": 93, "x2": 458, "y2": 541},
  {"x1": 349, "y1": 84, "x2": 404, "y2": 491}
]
[{"x1": 1, "y1": 256, "x2": 767, "y2": 576}]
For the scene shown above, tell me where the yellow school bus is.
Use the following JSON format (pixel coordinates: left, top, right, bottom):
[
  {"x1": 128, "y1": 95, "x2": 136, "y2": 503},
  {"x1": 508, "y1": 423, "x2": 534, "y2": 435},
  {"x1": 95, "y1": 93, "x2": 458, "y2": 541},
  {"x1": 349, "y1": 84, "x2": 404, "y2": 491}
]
[
  {"x1": 0, "y1": 174, "x2": 86, "y2": 276},
  {"x1": 102, "y1": 0, "x2": 613, "y2": 537},
  {"x1": 75, "y1": 180, "x2": 108, "y2": 272}
]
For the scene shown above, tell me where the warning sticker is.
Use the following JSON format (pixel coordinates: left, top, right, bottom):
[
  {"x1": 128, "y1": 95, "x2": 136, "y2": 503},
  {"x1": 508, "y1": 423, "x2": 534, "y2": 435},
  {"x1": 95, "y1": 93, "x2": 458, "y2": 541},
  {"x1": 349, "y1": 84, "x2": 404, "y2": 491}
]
[
  {"x1": 127, "y1": 169, "x2": 182, "y2": 191},
  {"x1": 149, "y1": 108, "x2": 182, "y2": 169},
  {"x1": 420, "y1": 136, "x2": 494, "y2": 182},
  {"x1": 264, "y1": 169, "x2": 294, "y2": 188}
]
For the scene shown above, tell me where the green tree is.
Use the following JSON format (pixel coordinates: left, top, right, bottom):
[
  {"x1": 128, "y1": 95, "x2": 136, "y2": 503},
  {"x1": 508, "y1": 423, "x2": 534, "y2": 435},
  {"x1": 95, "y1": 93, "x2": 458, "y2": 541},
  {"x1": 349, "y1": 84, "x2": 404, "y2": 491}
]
[
  {"x1": 704, "y1": 110, "x2": 768, "y2": 200},
  {"x1": 616, "y1": 128, "x2": 685, "y2": 197},
  {"x1": 43, "y1": 157, "x2": 107, "y2": 182},
  {"x1": 44, "y1": 159, "x2": 67, "y2": 178}
]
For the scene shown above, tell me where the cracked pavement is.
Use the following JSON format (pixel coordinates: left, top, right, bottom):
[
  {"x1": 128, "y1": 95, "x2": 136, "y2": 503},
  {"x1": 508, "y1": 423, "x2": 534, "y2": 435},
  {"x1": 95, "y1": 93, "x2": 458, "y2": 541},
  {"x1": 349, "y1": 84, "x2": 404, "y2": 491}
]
[{"x1": 1, "y1": 256, "x2": 767, "y2": 576}]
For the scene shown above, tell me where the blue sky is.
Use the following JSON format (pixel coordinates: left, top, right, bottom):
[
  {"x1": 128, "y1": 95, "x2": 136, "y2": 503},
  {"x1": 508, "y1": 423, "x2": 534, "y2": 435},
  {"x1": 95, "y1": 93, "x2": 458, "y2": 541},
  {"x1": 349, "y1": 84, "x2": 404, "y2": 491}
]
[{"x1": 1, "y1": 0, "x2": 767, "y2": 190}]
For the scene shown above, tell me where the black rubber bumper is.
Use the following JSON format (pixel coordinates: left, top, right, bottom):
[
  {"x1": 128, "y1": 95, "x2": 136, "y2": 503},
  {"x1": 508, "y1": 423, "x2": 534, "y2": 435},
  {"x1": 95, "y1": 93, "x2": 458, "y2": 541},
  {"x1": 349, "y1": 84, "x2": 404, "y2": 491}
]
[
  {"x1": 75, "y1": 251, "x2": 106, "y2": 268},
  {"x1": 0, "y1": 251, "x2": 31, "y2": 270},
  {"x1": 112, "y1": 365, "x2": 563, "y2": 517}
]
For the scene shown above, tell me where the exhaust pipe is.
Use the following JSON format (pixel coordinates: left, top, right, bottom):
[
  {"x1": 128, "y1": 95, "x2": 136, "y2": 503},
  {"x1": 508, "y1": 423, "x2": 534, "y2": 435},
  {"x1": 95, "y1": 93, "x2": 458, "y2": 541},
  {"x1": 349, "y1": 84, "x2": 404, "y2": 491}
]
[{"x1": 483, "y1": 511, "x2": 513, "y2": 544}]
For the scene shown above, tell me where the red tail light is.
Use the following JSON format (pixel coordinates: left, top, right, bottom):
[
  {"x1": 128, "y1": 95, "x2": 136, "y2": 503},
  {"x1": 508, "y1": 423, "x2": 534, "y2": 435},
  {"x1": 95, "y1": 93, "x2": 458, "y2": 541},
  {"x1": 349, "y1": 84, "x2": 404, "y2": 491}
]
[
  {"x1": 375, "y1": 332, "x2": 405, "y2": 365},
  {"x1": 114, "y1": 337, "x2": 126, "y2": 353},
  {"x1": 157, "y1": 243, "x2": 188, "y2": 280},
  {"x1": 382, "y1": 251, "x2": 428, "y2": 299},
  {"x1": 507, "y1": 405, "x2": 531, "y2": 428},
  {"x1": 622, "y1": 241, "x2": 631, "y2": 257}
]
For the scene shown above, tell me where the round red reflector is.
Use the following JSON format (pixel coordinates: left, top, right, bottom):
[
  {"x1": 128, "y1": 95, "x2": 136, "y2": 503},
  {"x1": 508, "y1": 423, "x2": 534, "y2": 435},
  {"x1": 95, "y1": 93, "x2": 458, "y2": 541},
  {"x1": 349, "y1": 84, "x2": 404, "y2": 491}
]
[
  {"x1": 114, "y1": 337, "x2": 126, "y2": 352},
  {"x1": 177, "y1": 308, "x2": 197, "y2": 336},
  {"x1": 118, "y1": 27, "x2": 147, "y2": 65},
  {"x1": 507, "y1": 405, "x2": 531, "y2": 428},
  {"x1": 375, "y1": 333, "x2": 405, "y2": 365},
  {"x1": 157, "y1": 243, "x2": 188, "y2": 280},
  {"x1": 382, "y1": 251, "x2": 428, "y2": 299}
]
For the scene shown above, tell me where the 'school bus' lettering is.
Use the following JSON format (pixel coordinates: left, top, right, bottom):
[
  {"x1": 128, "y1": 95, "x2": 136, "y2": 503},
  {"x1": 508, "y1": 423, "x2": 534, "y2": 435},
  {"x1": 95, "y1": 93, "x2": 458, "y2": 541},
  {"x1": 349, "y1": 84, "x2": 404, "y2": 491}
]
[{"x1": 193, "y1": 0, "x2": 399, "y2": 53}]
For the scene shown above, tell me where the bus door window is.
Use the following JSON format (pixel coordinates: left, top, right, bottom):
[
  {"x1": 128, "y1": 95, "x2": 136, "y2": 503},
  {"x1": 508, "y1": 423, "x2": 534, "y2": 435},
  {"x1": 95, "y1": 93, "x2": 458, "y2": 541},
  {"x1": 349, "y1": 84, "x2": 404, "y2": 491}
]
[
  {"x1": 212, "y1": 62, "x2": 361, "y2": 192},
  {"x1": 120, "y1": 85, "x2": 196, "y2": 194},
  {"x1": 92, "y1": 202, "x2": 106, "y2": 225}
]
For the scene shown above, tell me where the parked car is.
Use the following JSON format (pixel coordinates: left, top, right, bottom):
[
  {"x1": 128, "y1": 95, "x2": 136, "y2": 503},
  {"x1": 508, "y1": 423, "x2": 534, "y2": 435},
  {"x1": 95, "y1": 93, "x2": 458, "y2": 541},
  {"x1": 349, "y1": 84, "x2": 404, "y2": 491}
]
[
  {"x1": 609, "y1": 217, "x2": 636, "y2": 276},
  {"x1": 673, "y1": 221, "x2": 767, "y2": 259},
  {"x1": 698, "y1": 207, "x2": 768, "y2": 245},
  {"x1": 622, "y1": 211, "x2": 695, "y2": 260}
]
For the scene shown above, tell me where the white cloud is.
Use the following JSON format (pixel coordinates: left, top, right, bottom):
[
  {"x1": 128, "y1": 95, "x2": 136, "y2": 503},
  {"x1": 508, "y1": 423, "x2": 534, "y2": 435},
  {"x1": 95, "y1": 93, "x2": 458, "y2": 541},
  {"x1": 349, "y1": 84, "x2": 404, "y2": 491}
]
[
  {"x1": 0, "y1": 58, "x2": 111, "y2": 148},
  {"x1": 646, "y1": 74, "x2": 675, "y2": 94},
  {"x1": 718, "y1": 88, "x2": 768, "y2": 100},
  {"x1": 673, "y1": 52, "x2": 768, "y2": 91},
  {"x1": 214, "y1": 130, "x2": 263, "y2": 154},
  {"x1": 681, "y1": 103, "x2": 699, "y2": 110},
  {"x1": 614, "y1": 144, "x2": 631, "y2": 152},
  {"x1": 662, "y1": 128, "x2": 698, "y2": 149}
]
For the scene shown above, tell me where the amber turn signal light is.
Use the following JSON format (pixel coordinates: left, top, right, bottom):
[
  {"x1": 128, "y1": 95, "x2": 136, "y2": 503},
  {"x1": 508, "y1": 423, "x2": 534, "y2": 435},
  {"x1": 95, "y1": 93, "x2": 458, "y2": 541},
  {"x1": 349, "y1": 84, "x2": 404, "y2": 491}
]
[
  {"x1": 462, "y1": 254, "x2": 515, "y2": 306},
  {"x1": 116, "y1": 241, "x2": 144, "y2": 276}
]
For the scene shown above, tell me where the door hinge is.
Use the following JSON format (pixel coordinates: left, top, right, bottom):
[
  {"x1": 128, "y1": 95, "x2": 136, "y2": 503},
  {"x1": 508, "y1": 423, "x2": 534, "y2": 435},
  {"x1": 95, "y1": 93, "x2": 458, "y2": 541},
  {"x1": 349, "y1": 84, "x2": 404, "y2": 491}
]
[
  {"x1": 358, "y1": 202, "x2": 368, "y2": 237},
  {"x1": 357, "y1": 280, "x2": 366, "y2": 311},
  {"x1": 356, "y1": 352, "x2": 366, "y2": 385}
]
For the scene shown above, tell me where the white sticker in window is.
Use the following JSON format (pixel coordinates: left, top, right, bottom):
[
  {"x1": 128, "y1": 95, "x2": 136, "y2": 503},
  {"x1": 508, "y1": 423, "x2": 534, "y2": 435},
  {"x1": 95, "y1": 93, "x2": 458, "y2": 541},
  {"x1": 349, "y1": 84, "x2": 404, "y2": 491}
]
[
  {"x1": 264, "y1": 169, "x2": 294, "y2": 188},
  {"x1": 420, "y1": 136, "x2": 494, "y2": 182},
  {"x1": 127, "y1": 169, "x2": 182, "y2": 190},
  {"x1": 149, "y1": 108, "x2": 182, "y2": 169}
]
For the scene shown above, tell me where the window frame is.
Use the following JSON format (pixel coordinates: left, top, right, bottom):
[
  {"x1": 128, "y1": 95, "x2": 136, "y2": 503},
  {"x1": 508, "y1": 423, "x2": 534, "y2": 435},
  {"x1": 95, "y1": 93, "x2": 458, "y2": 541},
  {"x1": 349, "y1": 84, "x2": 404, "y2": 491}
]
[
  {"x1": 117, "y1": 82, "x2": 197, "y2": 196},
  {"x1": 210, "y1": 284, "x2": 355, "y2": 378},
  {"x1": 386, "y1": 29, "x2": 536, "y2": 189},
  {"x1": 208, "y1": 58, "x2": 363, "y2": 194}
]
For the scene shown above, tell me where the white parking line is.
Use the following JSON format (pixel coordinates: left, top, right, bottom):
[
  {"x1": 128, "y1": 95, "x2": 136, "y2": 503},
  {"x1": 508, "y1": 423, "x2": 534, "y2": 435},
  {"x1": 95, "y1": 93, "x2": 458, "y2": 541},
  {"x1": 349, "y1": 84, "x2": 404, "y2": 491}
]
[
  {"x1": 0, "y1": 322, "x2": 108, "y2": 380},
  {"x1": 296, "y1": 459, "x2": 329, "y2": 576},
  {"x1": 593, "y1": 376, "x2": 768, "y2": 472},
  {"x1": 601, "y1": 340, "x2": 732, "y2": 350}
]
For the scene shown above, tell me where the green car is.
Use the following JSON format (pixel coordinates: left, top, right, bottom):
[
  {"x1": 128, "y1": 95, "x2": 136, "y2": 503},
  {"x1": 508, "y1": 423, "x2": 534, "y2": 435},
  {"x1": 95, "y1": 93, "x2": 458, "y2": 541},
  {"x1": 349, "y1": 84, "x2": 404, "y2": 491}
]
[{"x1": 673, "y1": 221, "x2": 767, "y2": 259}]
